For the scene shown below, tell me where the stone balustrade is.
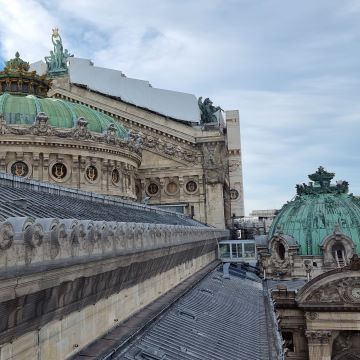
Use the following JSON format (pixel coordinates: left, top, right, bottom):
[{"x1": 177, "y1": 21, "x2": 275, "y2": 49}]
[{"x1": 0, "y1": 216, "x2": 228, "y2": 269}]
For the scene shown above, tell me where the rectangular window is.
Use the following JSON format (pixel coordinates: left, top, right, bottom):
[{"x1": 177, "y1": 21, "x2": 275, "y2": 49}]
[
  {"x1": 244, "y1": 243, "x2": 255, "y2": 258},
  {"x1": 219, "y1": 244, "x2": 230, "y2": 258}
]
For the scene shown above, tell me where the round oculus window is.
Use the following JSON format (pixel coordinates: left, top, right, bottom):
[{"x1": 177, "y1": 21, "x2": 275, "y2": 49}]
[
  {"x1": 51, "y1": 163, "x2": 67, "y2": 180},
  {"x1": 230, "y1": 189, "x2": 239, "y2": 200},
  {"x1": 147, "y1": 183, "x2": 159, "y2": 195},
  {"x1": 11, "y1": 161, "x2": 29, "y2": 177},
  {"x1": 86, "y1": 165, "x2": 98, "y2": 182},
  {"x1": 186, "y1": 180, "x2": 198, "y2": 193}
]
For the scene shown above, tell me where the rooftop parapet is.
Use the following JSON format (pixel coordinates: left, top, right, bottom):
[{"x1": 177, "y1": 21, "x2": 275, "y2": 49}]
[{"x1": 0, "y1": 217, "x2": 228, "y2": 273}]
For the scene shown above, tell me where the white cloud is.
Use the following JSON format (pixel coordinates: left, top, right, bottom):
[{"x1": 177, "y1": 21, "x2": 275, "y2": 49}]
[{"x1": 0, "y1": 0, "x2": 359, "y2": 214}]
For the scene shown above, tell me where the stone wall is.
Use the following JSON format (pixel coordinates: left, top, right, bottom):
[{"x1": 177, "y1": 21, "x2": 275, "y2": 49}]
[
  {"x1": 0, "y1": 216, "x2": 228, "y2": 359},
  {"x1": 0, "y1": 252, "x2": 215, "y2": 360},
  {"x1": 0, "y1": 217, "x2": 225, "y2": 267}
]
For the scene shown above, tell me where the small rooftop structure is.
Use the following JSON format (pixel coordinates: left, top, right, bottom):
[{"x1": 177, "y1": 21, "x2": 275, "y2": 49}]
[{"x1": 218, "y1": 239, "x2": 257, "y2": 264}]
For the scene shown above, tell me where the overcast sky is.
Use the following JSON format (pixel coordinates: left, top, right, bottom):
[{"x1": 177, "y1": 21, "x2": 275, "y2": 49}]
[{"x1": 0, "y1": 0, "x2": 359, "y2": 214}]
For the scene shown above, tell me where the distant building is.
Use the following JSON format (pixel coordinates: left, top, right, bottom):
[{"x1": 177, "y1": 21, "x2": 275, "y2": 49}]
[{"x1": 249, "y1": 208, "x2": 278, "y2": 220}]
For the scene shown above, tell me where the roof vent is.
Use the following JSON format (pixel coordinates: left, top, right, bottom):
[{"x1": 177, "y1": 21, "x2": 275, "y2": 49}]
[
  {"x1": 178, "y1": 309, "x2": 196, "y2": 321},
  {"x1": 135, "y1": 346, "x2": 166, "y2": 360},
  {"x1": 200, "y1": 288, "x2": 214, "y2": 296},
  {"x1": 11, "y1": 198, "x2": 28, "y2": 209},
  {"x1": 212, "y1": 276, "x2": 222, "y2": 282}
]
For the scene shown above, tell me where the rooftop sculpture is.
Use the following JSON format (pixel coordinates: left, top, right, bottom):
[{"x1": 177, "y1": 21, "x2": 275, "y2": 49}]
[
  {"x1": 45, "y1": 28, "x2": 73, "y2": 76},
  {"x1": 198, "y1": 97, "x2": 222, "y2": 124},
  {"x1": 4, "y1": 52, "x2": 29, "y2": 72},
  {"x1": 295, "y1": 166, "x2": 349, "y2": 195}
]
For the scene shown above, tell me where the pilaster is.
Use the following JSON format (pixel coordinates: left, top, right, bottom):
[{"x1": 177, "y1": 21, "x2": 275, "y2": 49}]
[{"x1": 306, "y1": 330, "x2": 332, "y2": 360}]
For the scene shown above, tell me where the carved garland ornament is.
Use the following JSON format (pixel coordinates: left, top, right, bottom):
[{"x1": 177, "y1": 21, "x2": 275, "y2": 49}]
[{"x1": 0, "y1": 113, "x2": 142, "y2": 156}]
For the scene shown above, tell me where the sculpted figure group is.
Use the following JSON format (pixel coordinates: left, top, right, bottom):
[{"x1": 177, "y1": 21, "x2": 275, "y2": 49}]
[{"x1": 45, "y1": 28, "x2": 73, "y2": 74}]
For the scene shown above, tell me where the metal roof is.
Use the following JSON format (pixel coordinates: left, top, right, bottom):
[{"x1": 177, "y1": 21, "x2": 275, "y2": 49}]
[
  {"x1": 29, "y1": 58, "x2": 201, "y2": 124},
  {"x1": 0, "y1": 172, "x2": 202, "y2": 226},
  {"x1": 115, "y1": 269, "x2": 270, "y2": 360}
]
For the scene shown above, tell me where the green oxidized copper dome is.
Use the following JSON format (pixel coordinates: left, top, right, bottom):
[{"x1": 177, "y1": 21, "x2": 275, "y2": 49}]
[
  {"x1": 0, "y1": 93, "x2": 128, "y2": 138},
  {"x1": 269, "y1": 167, "x2": 360, "y2": 256}
]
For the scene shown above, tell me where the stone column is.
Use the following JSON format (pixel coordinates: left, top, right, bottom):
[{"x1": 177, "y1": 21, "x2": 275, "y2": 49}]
[{"x1": 306, "y1": 330, "x2": 332, "y2": 360}]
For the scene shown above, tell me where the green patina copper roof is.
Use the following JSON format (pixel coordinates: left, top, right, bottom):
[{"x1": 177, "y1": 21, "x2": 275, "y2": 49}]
[
  {"x1": 0, "y1": 93, "x2": 128, "y2": 138},
  {"x1": 269, "y1": 167, "x2": 360, "y2": 256}
]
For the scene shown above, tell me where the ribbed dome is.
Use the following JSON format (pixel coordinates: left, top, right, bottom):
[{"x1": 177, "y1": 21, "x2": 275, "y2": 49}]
[
  {"x1": 269, "y1": 167, "x2": 360, "y2": 255},
  {"x1": 0, "y1": 93, "x2": 128, "y2": 138}
]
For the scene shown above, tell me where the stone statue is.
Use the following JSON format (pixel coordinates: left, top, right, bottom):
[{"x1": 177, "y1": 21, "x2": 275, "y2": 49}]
[
  {"x1": 198, "y1": 97, "x2": 223, "y2": 124},
  {"x1": 45, "y1": 28, "x2": 73, "y2": 75}
]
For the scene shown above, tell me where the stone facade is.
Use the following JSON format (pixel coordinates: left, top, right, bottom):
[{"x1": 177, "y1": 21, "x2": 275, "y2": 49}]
[
  {"x1": 0, "y1": 113, "x2": 141, "y2": 200},
  {"x1": 40, "y1": 79, "x2": 245, "y2": 228},
  {"x1": 258, "y1": 229, "x2": 357, "y2": 280},
  {"x1": 226, "y1": 110, "x2": 245, "y2": 222},
  {"x1": 272, "y1": 257, "x2": 360, "y2": 360}
]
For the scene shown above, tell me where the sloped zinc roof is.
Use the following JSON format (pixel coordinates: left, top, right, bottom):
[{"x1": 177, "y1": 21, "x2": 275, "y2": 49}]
[
  {"x1": 0, "y1": 173, "x2": 202, "y2": 226},
  {"x1": 116, "y1": 269, "x2": 270, "y2": 360}
]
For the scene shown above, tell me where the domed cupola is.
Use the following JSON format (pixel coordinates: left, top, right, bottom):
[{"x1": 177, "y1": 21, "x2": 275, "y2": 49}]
[
  {"x1": 269, "y1": 167, "x2": 360, "y2": 256},
  {"x1": 0, "y1": 52, "x2": 51, "y2": 97}
]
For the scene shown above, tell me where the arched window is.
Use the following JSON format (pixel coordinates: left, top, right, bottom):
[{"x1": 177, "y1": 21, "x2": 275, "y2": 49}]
[
  {"x1": 332, "y1": 243, "x2": 346, "y2": 266},
  {"x1": 277, "y1": 243, "x2": 286, "y2": 260}
]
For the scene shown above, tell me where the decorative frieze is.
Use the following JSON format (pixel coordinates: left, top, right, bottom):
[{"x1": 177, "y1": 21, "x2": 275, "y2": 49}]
[
  {"x1": 0, "y1": 216, "x2": 228, "y2": 269},
  {"x1": 0, "y1": 112, "x2": 142, "y2": 157}
]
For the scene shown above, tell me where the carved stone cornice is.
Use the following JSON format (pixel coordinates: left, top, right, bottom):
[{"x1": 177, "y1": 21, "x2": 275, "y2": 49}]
[
  {"x1": 130, "y1": 129, "x2": 199, "y2": 165},
  {"x1": 305, "y1": 330, "x2": 331, "y2": 345},
  {"x1": 0, "y1": 113, "x2": 142, "y2": 165},
  {"x1": 0, "y1": 113, "x2": 141, "y2": 154},
  {"x1": 47, "y1": 90, "x2": 211, "y2": 165}
]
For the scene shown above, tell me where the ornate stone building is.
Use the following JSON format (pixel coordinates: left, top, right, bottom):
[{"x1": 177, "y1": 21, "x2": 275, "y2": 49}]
[
  {"x1": 0, "y1": 29, "x2": 244, "y2": 229},
  {"x1": 257, "y1": 167, "x2": 360, "y2": 360}
]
